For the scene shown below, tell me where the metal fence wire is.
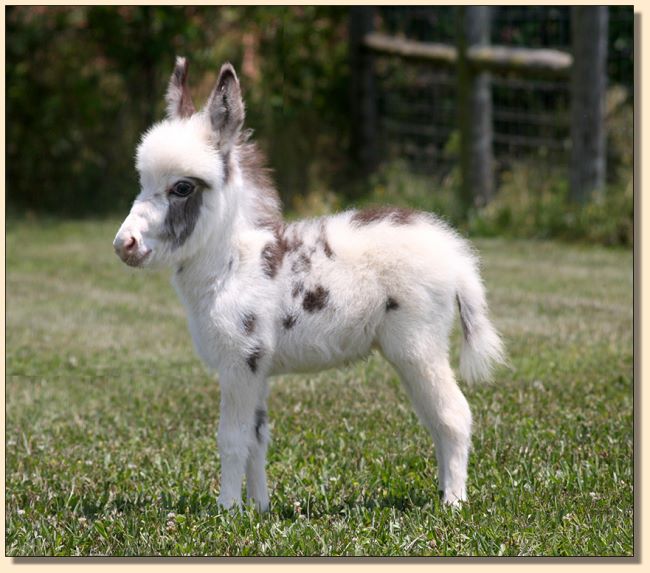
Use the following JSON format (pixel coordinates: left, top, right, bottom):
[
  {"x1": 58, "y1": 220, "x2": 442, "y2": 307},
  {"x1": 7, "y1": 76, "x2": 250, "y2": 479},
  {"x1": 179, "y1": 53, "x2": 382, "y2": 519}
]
[{"x1": 373, "y1": 6, "x2": 633, "y2": 182}]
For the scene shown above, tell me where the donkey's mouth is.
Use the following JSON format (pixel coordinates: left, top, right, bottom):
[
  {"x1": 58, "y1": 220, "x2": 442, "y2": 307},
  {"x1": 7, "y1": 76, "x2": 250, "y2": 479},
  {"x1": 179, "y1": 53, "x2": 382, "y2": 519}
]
[{"x1": 122, "y1": 249, "x2": 152, "y2": 268}]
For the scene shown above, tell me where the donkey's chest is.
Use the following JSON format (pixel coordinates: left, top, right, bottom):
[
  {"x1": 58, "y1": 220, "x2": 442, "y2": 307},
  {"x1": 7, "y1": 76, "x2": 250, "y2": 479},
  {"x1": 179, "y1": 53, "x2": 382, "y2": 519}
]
[
  {"x1": 176, "y1": 277, "x2": 278, "y2": 371},
  {"x1": 184, "y1": 303, "x2": 229, "y2": 362}
]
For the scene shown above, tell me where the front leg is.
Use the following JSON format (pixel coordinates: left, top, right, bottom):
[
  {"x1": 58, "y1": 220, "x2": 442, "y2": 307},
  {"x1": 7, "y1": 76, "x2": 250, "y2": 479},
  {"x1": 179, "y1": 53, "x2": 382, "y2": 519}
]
[
  {"x1": 245, "y1": 400, "x2": 270, "y2": 512},
  {"x1": 217, "y1": 376, "x2": 267, "y2": 511}
]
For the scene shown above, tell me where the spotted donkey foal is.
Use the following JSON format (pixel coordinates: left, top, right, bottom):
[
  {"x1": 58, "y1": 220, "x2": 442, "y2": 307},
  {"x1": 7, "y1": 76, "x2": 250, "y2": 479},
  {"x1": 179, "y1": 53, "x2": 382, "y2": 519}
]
[{"x1": 113, "y1": 58, "x2": 505, "y2": 510}]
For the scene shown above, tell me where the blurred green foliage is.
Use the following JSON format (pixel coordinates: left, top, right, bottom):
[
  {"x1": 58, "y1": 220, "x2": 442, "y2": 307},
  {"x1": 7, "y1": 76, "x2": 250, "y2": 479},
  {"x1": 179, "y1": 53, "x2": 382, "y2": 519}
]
[
  {"x1": 6, "y1": 6, "x2": 350, "y2": 216},
  {"x1": 469, "y1": 90, "x2": 633, "y2": 246},
  {"x1": 467, "y1": 163, "x2": 633, "y2": 247},
  {"x1": 6, "y1": 6, "x2": 633, "y2": 247}
]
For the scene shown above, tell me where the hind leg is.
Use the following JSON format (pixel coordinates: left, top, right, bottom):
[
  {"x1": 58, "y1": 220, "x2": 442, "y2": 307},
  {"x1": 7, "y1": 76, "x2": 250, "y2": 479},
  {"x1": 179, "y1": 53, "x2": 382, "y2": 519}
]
[{"x1": 379, "y1": 328, "x2": 472, "y2": 505}]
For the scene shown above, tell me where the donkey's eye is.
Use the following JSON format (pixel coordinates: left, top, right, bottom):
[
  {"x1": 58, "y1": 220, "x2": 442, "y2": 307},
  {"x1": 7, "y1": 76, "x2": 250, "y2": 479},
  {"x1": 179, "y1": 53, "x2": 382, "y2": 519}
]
[{"x1": 171, "y1": 180, "x2": 195, "y2": 198}]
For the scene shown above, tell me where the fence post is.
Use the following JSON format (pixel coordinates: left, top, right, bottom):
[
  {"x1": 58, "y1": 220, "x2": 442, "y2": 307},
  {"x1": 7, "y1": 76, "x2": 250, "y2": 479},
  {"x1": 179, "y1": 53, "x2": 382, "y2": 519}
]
[
  {"x1": 570, "y1": 7, "x2": 608, "y2": 203},
  {"x1": 457, "y1": 6, "x2": 494, "y2": 213},
  {"x1": 349, "y1": 6, "x2": 378, "y2": 175}
]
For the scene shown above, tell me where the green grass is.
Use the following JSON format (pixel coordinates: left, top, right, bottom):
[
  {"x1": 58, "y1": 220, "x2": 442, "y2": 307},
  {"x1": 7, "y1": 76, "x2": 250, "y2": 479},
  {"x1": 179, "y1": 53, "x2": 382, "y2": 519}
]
[{"x1": 5, "y1": 218, "x2": 633, "y2": 557}]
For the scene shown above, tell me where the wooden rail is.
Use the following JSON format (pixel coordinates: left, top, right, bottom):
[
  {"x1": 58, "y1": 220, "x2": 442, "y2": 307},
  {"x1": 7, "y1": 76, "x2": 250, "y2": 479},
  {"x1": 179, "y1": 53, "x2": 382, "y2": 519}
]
[
  {"x1": 363, "y1": 33, "x2": 457, "y2": 67},
  {"x1": 467, "y1": 45, "x2": 572, "y2": 77},
  {"x1": 363, "y1": 32, "x2": 573, "y2": 78}
]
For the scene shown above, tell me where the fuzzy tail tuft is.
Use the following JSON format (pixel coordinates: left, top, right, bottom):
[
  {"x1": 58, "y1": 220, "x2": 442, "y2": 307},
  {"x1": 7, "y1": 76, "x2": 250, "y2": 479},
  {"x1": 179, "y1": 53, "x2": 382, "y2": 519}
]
[{"x1": 456, "y1": 275, "x2": 506, "y2": 384}]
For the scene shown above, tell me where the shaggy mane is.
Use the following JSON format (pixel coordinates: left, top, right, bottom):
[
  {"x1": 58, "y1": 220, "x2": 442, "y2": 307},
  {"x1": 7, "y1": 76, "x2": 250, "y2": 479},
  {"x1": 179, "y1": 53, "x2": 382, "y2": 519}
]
[{"x1": 237, "y1": 138, "x2": 283, "y2": 228}]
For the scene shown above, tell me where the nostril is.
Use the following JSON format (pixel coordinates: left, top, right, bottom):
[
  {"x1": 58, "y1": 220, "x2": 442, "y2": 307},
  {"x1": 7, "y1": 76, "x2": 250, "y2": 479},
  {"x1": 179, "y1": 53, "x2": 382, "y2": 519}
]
[{"x1": 124, "y1": 236, "x2": 137, "y2": 253}]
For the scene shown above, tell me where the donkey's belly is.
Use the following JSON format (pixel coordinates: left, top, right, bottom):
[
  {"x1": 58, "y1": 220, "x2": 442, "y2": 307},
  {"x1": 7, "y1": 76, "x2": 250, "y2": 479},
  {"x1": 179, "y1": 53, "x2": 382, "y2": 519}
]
[{"x1": 270, "y1": 320, "x2": 377, "y2": 375}]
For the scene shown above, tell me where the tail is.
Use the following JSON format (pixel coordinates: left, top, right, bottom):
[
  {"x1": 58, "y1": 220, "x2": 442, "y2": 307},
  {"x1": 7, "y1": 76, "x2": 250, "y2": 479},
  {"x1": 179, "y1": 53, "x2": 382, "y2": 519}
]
[{"x1": 456, "y1": 262, "x2": 506, "y2": 384}]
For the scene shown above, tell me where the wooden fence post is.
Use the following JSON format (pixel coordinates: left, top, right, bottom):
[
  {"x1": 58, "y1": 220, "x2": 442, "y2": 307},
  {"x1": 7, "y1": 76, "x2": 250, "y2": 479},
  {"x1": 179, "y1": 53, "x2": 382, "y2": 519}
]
[
  {"x1": 570, "y1": 7, "x2": 609, "y2": 203},
  {"x1": 457, "y1": 6, "x2": 494, "y2": 212},
  {"x1": 349, "y1": 7, "x2": 378, "y2": 175}
]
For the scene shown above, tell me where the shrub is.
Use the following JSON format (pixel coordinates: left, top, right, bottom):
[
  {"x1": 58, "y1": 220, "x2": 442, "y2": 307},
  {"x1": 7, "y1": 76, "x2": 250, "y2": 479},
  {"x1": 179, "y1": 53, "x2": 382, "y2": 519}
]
[{"x1": 467, "y1": 162, "x2": 633, "y2": 247}]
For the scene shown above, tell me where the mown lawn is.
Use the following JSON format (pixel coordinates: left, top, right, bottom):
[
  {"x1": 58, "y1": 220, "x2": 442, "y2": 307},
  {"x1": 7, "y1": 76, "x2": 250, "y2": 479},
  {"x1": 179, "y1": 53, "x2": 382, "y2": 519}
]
[{"x1": 5, "y1": 218, "x2": 634, "y2": 557}]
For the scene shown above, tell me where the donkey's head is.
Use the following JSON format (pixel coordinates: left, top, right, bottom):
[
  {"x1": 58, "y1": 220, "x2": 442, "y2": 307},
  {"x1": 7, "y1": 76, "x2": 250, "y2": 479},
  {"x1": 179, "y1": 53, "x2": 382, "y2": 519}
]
[{"x1": 113, "y1": 57, "x2": 246, "y2": 268}]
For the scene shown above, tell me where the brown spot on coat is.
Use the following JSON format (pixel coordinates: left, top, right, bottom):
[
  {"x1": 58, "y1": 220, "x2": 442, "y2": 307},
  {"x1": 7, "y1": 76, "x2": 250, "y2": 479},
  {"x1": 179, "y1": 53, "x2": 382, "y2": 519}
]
[
  {"x1": 351, "y1": 205, "x2": 416, "y2": 226},
  {"x1": 246, "y1": 345, "x2": 264, "y2": 373},
  {"x1": 282, "y1": 314, "x2": 297, "y2": 330},
  {"x1": 386, "y1": 297, "x2": 399, "y2": 311},
  {"x1": 254, "y1": 408, "x2": 267, "y2": 442},
  {"x1": 284, "y1": 229, "x2": 304, "y2": 253},
  {"x1": 292, "y1": 281, "x2": 304, "y2": 298},
  {"x1": 457, "y1": 295, "x2": 473, "y2": 342},
  {"x1": 318, "y1": 221, "x2": 334, "y2": 259},
  {"x1": 303, "y1": 285, "x2": 329, "y2": 312},
  {"x1": 261, "y1": 227, "x2": 289, "y2": 279},
  {"x1": 322, "y1": 239, "x2": 334, "y2": 259},
  {"x1": 242, "y1": 313, "x2": 256, "y2": 335},
  {"x1": 291, "y1": 252, "x2": 311, "y2": 273}
]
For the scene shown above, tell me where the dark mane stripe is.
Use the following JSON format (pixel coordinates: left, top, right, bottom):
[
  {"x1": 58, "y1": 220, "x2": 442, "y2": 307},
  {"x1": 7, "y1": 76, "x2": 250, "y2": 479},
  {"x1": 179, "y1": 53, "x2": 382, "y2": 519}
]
[
  {"x1": 351, "y1": 205, "x2": 416, "y2": 226},
  {"x1": 237, "y1": 141, "x2": 283, "y2": 228}
]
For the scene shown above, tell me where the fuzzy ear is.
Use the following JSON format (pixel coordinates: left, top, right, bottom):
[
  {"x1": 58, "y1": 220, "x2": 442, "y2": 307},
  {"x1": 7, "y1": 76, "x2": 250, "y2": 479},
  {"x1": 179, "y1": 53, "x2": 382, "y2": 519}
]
[
  {"x1": 166, "y1": 56, "x2": 196, "y2": 119},
  {"x1": 206, "y1": 62, "x2": 245, "y2": 151}
]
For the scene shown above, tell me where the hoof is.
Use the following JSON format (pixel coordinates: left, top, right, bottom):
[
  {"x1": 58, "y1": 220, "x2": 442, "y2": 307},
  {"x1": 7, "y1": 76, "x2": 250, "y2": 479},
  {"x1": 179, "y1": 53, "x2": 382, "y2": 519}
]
[
  {"x1": 441, "y1": 489, "x2": 467, "y2": 507},
  {"x1": 247, "y1": 497, "x2": 270, "y2": 513},
  {"x1": 217, "y1": 496, "x2": 242, "y2": 512}
]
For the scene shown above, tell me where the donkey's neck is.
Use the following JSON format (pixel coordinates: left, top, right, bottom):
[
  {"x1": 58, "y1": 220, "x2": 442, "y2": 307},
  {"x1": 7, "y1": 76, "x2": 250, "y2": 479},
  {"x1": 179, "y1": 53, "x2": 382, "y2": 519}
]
[
  {"x1": 172, "y1": 226, "x2": 234, "y2": 306},
  {"x1": 172, "y1": 174, "x2": 281, "y2": 308}
]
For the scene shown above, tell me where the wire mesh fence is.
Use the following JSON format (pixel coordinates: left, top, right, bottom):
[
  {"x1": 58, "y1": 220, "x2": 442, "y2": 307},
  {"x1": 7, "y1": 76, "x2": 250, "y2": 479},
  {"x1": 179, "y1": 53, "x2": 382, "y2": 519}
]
[{"x1": 371, "y1": 6, "x2": 632, "y2": 183}]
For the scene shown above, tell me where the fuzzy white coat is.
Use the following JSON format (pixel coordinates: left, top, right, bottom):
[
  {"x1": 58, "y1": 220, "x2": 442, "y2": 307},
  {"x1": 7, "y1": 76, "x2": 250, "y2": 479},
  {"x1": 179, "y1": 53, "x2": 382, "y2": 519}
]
[{"x1": 114, "y1": 58, "x2": 505, "y2": 510}]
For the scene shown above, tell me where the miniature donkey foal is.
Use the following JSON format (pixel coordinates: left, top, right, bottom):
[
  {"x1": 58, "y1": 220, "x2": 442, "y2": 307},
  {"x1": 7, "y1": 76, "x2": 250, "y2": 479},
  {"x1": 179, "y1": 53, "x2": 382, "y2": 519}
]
[{"x1": 113, "y1": 58, "x2": 505, "y2": 510}]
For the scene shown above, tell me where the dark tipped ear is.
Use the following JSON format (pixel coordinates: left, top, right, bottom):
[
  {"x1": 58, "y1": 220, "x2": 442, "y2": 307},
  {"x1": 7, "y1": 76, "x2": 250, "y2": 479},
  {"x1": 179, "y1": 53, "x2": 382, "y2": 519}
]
[
  {"x1": 207, "y1": 62, "x2": 245, "y2": 151},
  {"x1": 166, "y1": 56, "x2": 196, "y2": 119}
]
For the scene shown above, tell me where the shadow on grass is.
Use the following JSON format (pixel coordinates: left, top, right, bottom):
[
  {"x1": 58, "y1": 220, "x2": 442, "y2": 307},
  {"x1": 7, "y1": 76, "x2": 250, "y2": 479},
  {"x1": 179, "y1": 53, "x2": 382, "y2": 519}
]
[
  {"x1": 274, "y1": 489, "x2": 439, "y2": 521},
  {"x1": 60, "y1": 477, "x2": 441, "y2": 523}
]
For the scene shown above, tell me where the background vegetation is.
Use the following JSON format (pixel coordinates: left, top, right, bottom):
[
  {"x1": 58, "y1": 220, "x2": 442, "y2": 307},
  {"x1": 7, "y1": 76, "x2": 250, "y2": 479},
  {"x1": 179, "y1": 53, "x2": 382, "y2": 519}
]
[
  {"x1": 6, "y1": 6, "x2": 634, "y2": 245},
  {"x1": 6, "y1": 6, "x2": 351, "y2": 218}
]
